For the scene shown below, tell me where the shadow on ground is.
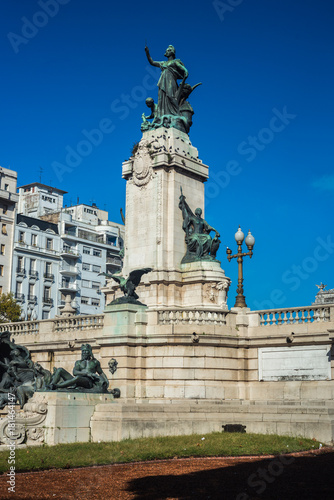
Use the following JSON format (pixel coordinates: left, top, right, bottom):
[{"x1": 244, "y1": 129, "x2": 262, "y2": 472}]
[{"x1": 127, "y1": 451, "x2": 334, "y2": 500}]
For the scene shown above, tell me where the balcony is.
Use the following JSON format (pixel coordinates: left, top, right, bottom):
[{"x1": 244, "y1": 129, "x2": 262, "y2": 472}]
[
  {"x1": 15, "y1": 293, "x2": 24, "y2": 302},
  {"x1": 59, "y1": 282, "x2": 78, "y2": 292},
  {"x1": 106, "y1": 257, "x2": 121, "y2": 266},
  {"x1": 28, "y1": 270, "x2": 38, "y2": 279},
  {"x1": 16, "y1": 267, "x2": 26, "y2": 276},
  {"x1": 27, "y1": 295, "x2": 37, "y2": 304},
  {"x1": 60, "y1": 247, "x2": 80, "y2": 259},
  {"x1": 44, "y1": 273, "x2": 55, "y2": 281},
  {"x1": 60, "y1": 264, "x2": 80, "y2": 276},
  {"x1": 14, "y1": 242, "x2": 60, "y2": 256},
  {"x1": 42, "y1": 297, "x2": 53, "y2": 306},
  {"x1": 64, "y1": 228, "x2": 77, "y2": 237}
]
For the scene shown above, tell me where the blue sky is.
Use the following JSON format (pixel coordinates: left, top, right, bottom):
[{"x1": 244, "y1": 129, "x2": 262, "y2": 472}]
[{"x1": 1, "y1": 0, "x2": 333, "y2": 309}]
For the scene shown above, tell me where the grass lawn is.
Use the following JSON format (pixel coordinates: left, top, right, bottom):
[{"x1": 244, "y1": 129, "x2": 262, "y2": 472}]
[{"x1": 0, "y1": 432, "x2": 321, "y2": 474}]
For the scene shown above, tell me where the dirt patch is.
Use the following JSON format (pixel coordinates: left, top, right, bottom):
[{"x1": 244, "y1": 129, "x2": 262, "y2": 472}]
[{"x1": 0, "y1": 447, "x2": 333, "y2": 499}]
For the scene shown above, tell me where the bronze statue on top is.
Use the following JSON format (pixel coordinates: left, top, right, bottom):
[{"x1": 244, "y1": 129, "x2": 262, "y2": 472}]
[
  {"x1": 142, "y1": 45, "x2": 201, "y2": 134},
  {"x1": 179, "y1": 188, "x2": 221, "y2": 264}
]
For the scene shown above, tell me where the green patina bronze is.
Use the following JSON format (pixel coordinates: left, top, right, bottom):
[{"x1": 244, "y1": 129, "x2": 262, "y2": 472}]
[
  {"x1": 179, "y1": 188, "x2": 221, "y2": 264},
  {"x1": 0, "y1": 331, "x2": 51, "y2": 408},
  {"x1": 101, "y1": 268, "x2": 152, "y2": 306},
  {"x1": 142, "y1": 45, "x2": 201, "y2": 134},
  {"x1": 47, "y1": 344, "x2": 109, "y2": 393}
]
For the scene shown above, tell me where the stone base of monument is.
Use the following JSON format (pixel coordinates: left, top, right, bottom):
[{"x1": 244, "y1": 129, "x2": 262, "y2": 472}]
[
  {"x1": 90, "y1": 399, "x2": 334, "y2": 444},
  {"x1": 1, "y1": 395, "x2": 333, "y2": 447},
  {"x1": 26, "y1": 392, "x2": 116, "y2": 445}
]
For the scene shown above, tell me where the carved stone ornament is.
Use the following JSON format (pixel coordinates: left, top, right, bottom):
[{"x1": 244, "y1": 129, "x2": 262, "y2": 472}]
[
  {"x1": 205, "y1": 283, "x2": 219, "y2": 304},
  {"x1": 132, "y1": 140, "x2": 154, "y2": 187},
  {"x1": 204, "y1": 281, "x2": 229, "y2": 307},
  {"x1": 0, "y1": 400, "x2": 48, "y2": 445}
]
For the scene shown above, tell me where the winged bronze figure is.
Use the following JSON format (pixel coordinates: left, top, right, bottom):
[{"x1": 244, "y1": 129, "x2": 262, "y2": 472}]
[{"x1": 100, "y1": 268, "x2": 152, "y2": 302}]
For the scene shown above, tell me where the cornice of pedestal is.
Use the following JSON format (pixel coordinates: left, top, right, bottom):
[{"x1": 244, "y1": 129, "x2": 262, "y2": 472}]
[{"x1": 122, "y1": 127, "x2": 209, "y2": 184}]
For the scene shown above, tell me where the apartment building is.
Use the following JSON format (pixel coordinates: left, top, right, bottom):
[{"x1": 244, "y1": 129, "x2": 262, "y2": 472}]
[
  {"x1": 0, "y1": 168, "x2": 19, "y2": 294},
  {"x1": 51, "y1": 204, "x2": 123, "y2": 315},
  {"x1": 11, "y1": 214, "x2": 60, "y2": 320},
  {"x1": 15, "y1": 182, "x2": 124, "y2": 318},
  {"x1": 17, "y1": 182, "x2": 66, "y2": 218}
]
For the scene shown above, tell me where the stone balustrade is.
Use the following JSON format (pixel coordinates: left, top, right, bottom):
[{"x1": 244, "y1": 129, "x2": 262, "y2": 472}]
[
  {"x1": 0, "y1": 306, "x2": 332, "y2": 337},
  {"x1": 54, "y1": 315, "x2": 104, "y2": 332},
  {"x1": 0, "y1": 314, "x2": 104, "y2": 336},
  {"x1": 158, "y1": 309, "x2": 228, "y2": 325},
  {"x1": 254, "y1": 305, "x2": 331, "y2": 326},
  {"x1": 0, "y1": 320, "x2": 39, "y2": 335}
]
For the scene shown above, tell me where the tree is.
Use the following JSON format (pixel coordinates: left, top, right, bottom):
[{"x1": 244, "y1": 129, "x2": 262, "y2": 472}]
[{"x1": 0, "y1": 292, "x2": 21, "y2": 323}]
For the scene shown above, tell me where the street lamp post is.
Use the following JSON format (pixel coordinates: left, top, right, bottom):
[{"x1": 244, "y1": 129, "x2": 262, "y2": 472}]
[{"x1": 226, "y1": 226, "x2": 255, "y2": 308}]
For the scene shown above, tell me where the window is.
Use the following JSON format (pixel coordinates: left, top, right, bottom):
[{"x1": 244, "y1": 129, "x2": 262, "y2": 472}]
[
  {"x1": 0, "y1": 265, "x2": 3, "y2": 276},
  {"x1": 30, "y1": 259, "x2": 36, "y2": 274},
  {"x1": 81, "y1": 297, "x2": 89, "y2": 305},
  {"x1": 43, "y1": 286, "x2": 51, "y2": 300},
  {"x1": 42, "y1": 311, "x2": 49, "y2": 320},
  {"x1": 44, "y1": 262, "x2": 52, "y2": 278},
  {"x1": 17, "y1": 256, "x2": 24, "y2": 271},
  {"x1": 83, "y1": 247, "x2": 90, "y2": 255},
  {"x1": 91, "y1": 299, "x2": 100, "y2": 306},
  {"x1": 82, "y1": 263, "x2": 90, "y2": 271},
  {"x1": 93, "y1": 249, "x2": 101, "y2": 257},
  {"x1": 82, "y1": 280, "x2": 90, "y2": 288},
  {"x1": 4, "y1": 184, "x2": 8, "y2": 191},
  {"x1": 28, "y1": 283, "x2": 34, "y2": 297},
  {"x1": 92, "y1": 281, "x2": 100, "y2": 290},
  {"x1": 31, "y1": 234, "x2": 37, "y2": 246},
  {"x1": 24, "y1": 187, "x2": 31, "y2": 193},
  {"x1": 42, "y1": 195, "x2": 55, "y2": 203},
  {"x1": 16, "y1": 282, "x2": 22, "y2": 294},
  {"x1": 46, "y1": 238, "x2": 53, "y2": 250},
  {"x1": 0, "y1": 245, "x2": 4, "y2": 255},
  {"x1": 19, "y1": 231, "x2": 25, "y2": 243},
  {"x1": 3, "y1": 205, "x2": 8, "y2": 215},
  {"x1": 2, "y1": 224, "x2": 7, "y2": 235},
  {"x1": 92, "y1": 265, "x2": 101, "y2": 273}
]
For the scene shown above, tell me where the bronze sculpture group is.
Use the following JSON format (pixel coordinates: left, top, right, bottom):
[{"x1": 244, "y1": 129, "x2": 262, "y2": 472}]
[
  {"x1": 0, "y1": 331, "x2": 119, "y2": 408},
  {"x1": 48, "y1": 344, "x2": 109, "y2": 393},
  {"x1": 179, "y1": 188, "x2": 221, "y2": 264},
  {"x1": 0, "y1": 331, "x2": 51, "y2": 408},
  {"x1": 142, "y1": 45, "x2": 201, "y2": 134}
]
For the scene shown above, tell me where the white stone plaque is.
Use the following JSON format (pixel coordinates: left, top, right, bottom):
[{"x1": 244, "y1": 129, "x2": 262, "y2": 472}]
[{"x1": 258, "y1": 345, "x2": 331, "y2": 381}]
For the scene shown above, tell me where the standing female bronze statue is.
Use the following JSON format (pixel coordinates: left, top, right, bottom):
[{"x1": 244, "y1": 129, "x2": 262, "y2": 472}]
[{"x1": 145, "y1": 44, "x2": 188, "y2": 119}]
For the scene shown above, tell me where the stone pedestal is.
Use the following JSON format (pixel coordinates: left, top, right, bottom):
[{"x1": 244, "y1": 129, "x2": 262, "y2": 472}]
[
  {"x1": 28, "y1": 392, "x2": 115, "y2": 445},
  {"x1": 103, "y1": 127, "x2": 231, "y2": 309}
]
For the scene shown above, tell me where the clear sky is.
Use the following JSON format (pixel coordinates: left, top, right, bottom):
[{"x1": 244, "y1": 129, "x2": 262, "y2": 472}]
[{"x1": 1, "y1": 0, "x2": 333, "y2": 310}]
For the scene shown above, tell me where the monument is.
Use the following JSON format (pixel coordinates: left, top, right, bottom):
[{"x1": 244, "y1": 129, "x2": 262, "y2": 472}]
[
  {"x1": 104, "y1": 44, "x2": 230, "y2": 311},
  {"x1": 2, "y1": 45, "x2": 333, "y2": 447}
]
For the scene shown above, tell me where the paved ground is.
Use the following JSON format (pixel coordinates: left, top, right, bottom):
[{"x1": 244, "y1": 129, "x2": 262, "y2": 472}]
[{"x1": 0, "y1": 448, "x2": 333, "y2": 499}]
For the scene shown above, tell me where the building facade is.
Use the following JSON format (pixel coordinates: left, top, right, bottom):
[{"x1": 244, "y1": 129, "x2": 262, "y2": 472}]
[
  {"x1": 0, "y1": 167, "x2": 19, "y2": 295},
  {"x1": 17, "y1": 182, "x2": 67, "y2": 218},
  {"x1": 14, "y1": 182, "x2": 124, "y2": 318},
  {"x1": 11, "y1": 214, "x2": 60, "y2": 320}
]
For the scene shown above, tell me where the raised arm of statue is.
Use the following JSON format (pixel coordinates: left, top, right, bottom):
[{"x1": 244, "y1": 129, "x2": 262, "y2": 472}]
[{"x1": 145, "y1": 46, "x2": 161, "y2": 68}]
